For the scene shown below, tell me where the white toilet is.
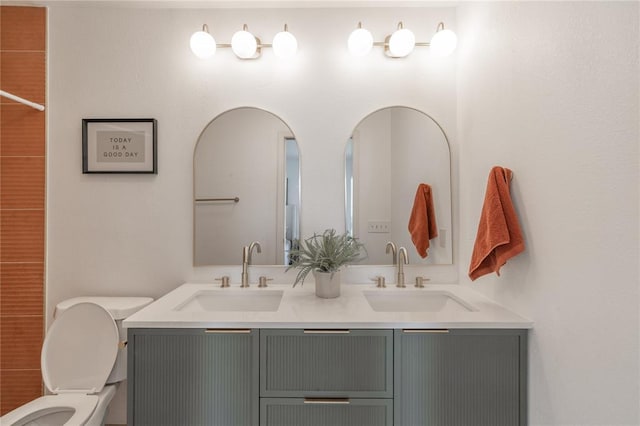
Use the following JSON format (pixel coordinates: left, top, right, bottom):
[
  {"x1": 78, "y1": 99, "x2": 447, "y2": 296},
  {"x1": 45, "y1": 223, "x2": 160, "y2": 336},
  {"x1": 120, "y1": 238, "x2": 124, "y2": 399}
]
[{"x1": 1, "y1": 297, "x2": 153, "y2": 426}]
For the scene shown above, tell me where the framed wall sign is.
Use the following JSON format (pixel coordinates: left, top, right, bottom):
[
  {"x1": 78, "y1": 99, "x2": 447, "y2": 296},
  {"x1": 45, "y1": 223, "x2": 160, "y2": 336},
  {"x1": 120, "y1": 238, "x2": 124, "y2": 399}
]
[{"x1": 82, "y1": 118, "x2": 157, "y2": 173}]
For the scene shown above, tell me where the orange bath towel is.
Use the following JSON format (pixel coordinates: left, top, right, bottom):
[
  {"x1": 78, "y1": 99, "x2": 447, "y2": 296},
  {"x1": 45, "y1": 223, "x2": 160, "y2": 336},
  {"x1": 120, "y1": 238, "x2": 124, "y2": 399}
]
[
  {"x1": 408, "y1": 183, "x2": 438, "y2": 258},
  {"x1": 468, "y1": 167, "x2": 525, "y2": 281}
]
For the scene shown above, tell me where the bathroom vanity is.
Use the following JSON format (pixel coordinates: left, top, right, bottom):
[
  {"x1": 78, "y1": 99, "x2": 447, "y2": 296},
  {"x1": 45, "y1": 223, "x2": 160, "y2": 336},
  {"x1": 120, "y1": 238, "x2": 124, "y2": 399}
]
[{"x1": 125, "y1": 283, "x2": 531, "y2": 426}]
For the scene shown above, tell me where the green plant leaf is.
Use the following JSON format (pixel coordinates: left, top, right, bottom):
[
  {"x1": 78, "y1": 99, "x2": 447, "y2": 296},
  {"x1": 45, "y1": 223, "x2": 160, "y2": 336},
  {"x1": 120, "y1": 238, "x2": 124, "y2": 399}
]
[{"x1": 286, "y1": 229, "x2": 367, "y2": 287}]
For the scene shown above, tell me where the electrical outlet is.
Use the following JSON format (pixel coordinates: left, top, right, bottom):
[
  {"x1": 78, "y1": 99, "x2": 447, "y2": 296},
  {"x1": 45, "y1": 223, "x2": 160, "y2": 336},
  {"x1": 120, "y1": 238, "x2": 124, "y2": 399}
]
[{"x1": 367, "y1": 221, "x2": 390, "y2": 233}]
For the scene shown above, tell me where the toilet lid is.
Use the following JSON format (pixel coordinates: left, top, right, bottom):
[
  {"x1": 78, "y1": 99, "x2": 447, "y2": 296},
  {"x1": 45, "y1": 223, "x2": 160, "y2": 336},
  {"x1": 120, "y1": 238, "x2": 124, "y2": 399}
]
[{"x1": 42, "y1": 302, "x2": 119, "y2": 394}]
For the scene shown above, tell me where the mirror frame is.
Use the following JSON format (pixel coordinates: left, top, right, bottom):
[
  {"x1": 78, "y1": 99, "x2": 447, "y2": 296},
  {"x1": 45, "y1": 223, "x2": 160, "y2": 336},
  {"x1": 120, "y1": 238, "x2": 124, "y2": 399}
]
[
  {"x1": 193, "y1": 106, "x2": 301, "y2": 266},
  {"x1": 344, "y1": 105, "x2": 453, "y2": 265}
]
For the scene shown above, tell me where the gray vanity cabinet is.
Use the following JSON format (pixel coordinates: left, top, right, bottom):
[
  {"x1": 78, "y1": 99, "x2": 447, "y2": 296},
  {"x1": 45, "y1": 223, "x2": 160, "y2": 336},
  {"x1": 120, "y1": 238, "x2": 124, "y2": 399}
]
[
  {"x1": 260, "y1": 329, "x2": 394, "y2": 426},
  {"x1": 127, "y1": 328, "x2": 259, "y2": 426},
  {"x1": 394, "y1": 329, "x2": 528, "y2": 426},
  {"x1": 128, "y1": 328, "x2": 527, "y2": 426}
]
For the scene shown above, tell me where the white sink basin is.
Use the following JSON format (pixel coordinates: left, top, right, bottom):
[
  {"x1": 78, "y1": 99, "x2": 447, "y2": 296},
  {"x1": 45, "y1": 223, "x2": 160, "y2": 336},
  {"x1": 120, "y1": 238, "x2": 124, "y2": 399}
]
[
  {"x1": 173, "y1": 289, "x2": 283, "y2": 312},
  {"x1": 364, "y1": 290, "x2": 477, "y2": 313}
]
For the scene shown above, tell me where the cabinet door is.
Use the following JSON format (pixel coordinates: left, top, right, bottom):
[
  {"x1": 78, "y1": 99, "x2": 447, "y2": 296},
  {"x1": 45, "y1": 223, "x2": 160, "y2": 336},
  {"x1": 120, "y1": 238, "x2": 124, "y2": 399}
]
[
  {"x1": 394, "y1": 329, "x2": 527, "y2": 426},
  {"x1": 260, "y1": 398, "x2": 393, "y2": 426},
  {"x1": 128, "y1": 328, "x2": 259, "y2": 426},
  {"x1": 261, "y1": 329, "x2": 393, "y2": 398}
]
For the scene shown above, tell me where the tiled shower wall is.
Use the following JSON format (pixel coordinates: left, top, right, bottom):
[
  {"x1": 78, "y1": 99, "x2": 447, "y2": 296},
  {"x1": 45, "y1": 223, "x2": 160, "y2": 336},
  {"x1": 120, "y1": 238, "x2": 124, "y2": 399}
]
[{"x1": 0, "y1": 5, "x2": 46, "y2": 414}]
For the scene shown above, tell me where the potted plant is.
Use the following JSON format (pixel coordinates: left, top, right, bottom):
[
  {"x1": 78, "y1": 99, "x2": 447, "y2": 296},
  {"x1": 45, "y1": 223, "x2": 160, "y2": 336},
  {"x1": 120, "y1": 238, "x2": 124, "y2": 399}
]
[{"x1": 287, "y1": 229, "x2": 366, "y2": 298}]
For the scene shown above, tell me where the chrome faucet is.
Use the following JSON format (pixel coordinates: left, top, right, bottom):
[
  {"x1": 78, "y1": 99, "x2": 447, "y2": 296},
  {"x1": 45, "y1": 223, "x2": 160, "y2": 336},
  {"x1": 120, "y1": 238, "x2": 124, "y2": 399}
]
[
  {"x1": 241, "y1": 241, "x2": 262, "y2": 288},
  {"x1": 396, "y1": 247, "x2": 409, "y2": 288},
  {"x1": 385, "y1": 241, "x2": 397, "y2": 264}
]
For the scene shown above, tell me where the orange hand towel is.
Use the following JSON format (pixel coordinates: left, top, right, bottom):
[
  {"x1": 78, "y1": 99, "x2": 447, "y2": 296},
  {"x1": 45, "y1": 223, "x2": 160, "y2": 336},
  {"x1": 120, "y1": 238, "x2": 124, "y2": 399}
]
[
  {"x1": 408, "y1": 183, "x2": 438, "y2": 258},
  {"x1": 468, "y1": 166, "x2": 525, "y2": 281}
]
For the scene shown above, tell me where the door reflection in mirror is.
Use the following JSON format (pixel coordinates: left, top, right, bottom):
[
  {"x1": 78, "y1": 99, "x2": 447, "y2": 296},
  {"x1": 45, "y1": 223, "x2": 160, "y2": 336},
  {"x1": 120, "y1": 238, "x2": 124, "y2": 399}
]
[
  {"x1": 285, "y1": 138, "x2": 300, "y2": 265},
  {"x1": 194, "y1": 107, "x2": 300, "y2": 266}
]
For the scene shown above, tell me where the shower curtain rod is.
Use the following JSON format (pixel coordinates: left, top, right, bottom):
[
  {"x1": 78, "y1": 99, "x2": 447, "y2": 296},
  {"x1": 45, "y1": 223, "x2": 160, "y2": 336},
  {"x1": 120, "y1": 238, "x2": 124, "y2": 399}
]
[{"x1": 0, "y1": 90, "x2": 45, "y2": 111}]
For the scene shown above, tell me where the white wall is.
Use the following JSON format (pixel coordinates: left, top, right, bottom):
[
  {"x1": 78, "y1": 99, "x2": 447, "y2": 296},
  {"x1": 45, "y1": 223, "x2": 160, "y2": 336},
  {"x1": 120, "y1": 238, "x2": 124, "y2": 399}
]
[
  {"x1": 46, "y1": 6, "x2": 457, "y2": 423},
  {"x1": 457, "y1": 2, "x2": 639, "y2": 425}
]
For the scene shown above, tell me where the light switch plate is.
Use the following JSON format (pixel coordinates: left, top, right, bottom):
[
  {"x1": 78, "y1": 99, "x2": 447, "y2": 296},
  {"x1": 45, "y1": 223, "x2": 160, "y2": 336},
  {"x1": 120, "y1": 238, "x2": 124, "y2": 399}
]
[{"x1": 367, "y1": 221, "x2": 390, "y2": 233}]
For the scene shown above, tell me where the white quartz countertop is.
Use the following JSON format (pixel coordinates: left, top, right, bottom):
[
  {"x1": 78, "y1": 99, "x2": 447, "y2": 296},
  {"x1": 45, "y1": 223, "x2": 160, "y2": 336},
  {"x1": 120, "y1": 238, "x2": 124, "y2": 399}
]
[{"x1": 124, "y1": 283, "x2": 533, "y2": 329}]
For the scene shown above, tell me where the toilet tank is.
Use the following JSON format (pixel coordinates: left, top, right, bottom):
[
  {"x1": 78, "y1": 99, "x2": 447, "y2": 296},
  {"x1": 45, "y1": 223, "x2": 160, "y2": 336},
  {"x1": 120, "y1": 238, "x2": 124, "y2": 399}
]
[{"x1": 54, "y1": 296, "x2": 153, "y2": 384}]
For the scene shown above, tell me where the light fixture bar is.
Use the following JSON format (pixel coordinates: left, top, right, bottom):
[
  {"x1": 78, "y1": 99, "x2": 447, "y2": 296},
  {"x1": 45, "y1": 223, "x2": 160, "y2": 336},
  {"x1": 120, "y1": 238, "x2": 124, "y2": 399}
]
[{"x1": 373, "y1": 42, "x2": 431, "y2": 46}]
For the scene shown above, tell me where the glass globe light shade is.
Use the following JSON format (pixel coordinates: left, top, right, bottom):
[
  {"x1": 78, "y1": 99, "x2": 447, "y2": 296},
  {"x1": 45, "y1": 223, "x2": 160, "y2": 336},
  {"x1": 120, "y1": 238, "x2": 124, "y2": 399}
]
[
  {"x1": 388, "y1": 27, "x2": 415, "y2": 58},
  {"x1": 190, "y1": 30, "x2": 216, "y2": 59},
  {"x1": 348, "y1": 27, "x2": 373, "y2": 57},
  {"x1": 430, "y1": 28, "x2": 458, "y2": 57},
  {"x1": 231, "y1": 30, "x2": 258, "y2": 59},
  {"x1": 273, "y1": 30, "x2": 298, "y2": 59}
]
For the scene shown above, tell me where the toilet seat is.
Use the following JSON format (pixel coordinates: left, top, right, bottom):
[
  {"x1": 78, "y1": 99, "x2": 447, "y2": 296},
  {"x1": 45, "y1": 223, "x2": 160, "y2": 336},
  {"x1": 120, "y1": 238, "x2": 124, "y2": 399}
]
[
  {"x1": 42, "y1": 302, "x2": 119, "y2": 394},
  {"x1": 0, "y1": 303, "x2": 120, "y2": 426},
  {"x1": 0, "y1": 394, "x2": 99, "y2": 426}
]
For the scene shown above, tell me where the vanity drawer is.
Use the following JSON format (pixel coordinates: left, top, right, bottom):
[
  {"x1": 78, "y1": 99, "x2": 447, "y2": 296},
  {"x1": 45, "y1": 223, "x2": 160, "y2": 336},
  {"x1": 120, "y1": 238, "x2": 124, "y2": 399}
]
[
  {"x1": 260, "y1": 398, "x2": 393, "y2": 426},
  {"x1": 260, "y1": 329, "x2": 393, "y2": 398}
]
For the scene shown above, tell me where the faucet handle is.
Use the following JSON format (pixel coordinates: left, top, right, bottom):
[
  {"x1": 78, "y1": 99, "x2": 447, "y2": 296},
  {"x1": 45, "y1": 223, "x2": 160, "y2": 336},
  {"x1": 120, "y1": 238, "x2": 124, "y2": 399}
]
[
  {"x1": 216, "y1": 276, "x2": 230, "y2": 288},
  {"x1": 371, "y1": 276, "x2": 386, "y2": 288},
  {"x1": 415, "y1": 277, "x2": 430, "y2": 288},
  {"x1": 258, "y1": 276, "x2": 273, "y2": 288}
]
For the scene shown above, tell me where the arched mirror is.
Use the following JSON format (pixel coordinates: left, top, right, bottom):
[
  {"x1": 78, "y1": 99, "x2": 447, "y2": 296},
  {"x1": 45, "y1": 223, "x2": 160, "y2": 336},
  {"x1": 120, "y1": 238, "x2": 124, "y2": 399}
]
[
  {"x1": 345, "y1": 106, "x2": 452, "y2": 265},
  {"x1": 194, "y1": 107, "x2": 300, "y2": 266}
]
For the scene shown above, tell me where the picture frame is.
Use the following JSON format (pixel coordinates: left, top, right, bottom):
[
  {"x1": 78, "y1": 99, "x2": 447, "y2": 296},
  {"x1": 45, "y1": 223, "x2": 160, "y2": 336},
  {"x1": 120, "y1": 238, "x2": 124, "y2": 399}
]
[{"x1": 82, "y1": 118, "x2": 157, "y2": 174}]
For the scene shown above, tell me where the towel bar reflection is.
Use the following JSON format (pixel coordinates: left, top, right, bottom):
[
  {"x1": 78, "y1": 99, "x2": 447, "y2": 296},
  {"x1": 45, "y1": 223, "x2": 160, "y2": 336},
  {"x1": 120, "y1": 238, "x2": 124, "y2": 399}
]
[{"x1": 195, "y1": 197, "x2": 240, "y2": 203}]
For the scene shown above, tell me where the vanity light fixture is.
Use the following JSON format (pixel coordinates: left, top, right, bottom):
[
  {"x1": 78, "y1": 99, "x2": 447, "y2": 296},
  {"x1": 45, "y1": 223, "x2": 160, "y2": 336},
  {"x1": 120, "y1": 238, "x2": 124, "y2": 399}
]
[
  {"x1": 429, "y1": 22, "x2": 458, "y2": 57},
  {"x1": 272, "y1": 24, "x2": 298, "y2": 59},
  {"x1": 231, "y1": 24, "x2": 259, "y2": 59},
  {"x1": 348, "y1": 21, "x2": 457, "y2": 58},
  {"x1": 190, "y1": 23, "x2": 297, "y2": 60},
  {"x1": 386, "y1": 22, "x2": 415, "y2": 58},
  {"x1": 347, "y1": 22, "x2": 374, "y2": 57},
  {"x1": 189, "y1": 24, "x2": 217, "y2": 59}
]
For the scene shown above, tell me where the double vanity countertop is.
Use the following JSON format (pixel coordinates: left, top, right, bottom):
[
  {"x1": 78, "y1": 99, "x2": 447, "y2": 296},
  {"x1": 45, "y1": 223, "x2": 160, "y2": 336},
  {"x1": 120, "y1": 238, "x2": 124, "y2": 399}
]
[{"x1": 124, "y1": 282, "x2": 533, "y2": 329}]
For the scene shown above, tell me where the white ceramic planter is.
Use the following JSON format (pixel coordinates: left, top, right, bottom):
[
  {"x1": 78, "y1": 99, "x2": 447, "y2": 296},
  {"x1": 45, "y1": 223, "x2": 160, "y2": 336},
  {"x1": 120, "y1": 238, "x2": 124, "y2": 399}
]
[{"x1": 313, "y1": 270, "x2": 341, "y2": 298}]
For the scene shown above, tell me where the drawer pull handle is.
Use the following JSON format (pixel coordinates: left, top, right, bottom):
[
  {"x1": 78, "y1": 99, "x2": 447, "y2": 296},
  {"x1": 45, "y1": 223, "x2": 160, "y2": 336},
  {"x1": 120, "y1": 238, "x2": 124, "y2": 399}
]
[
  {"x1": 204, "y1": 329, "x2": 252, "y2": 334},
  {"x1": 303, "y1": 329, "x2": 351, "y2": 334},
  {"x1": 403, "y1": 329, "x2": 450, "y2": 334},
  {"x1": 303, "y1": 398, "x2": 350, "y2": 405}
]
